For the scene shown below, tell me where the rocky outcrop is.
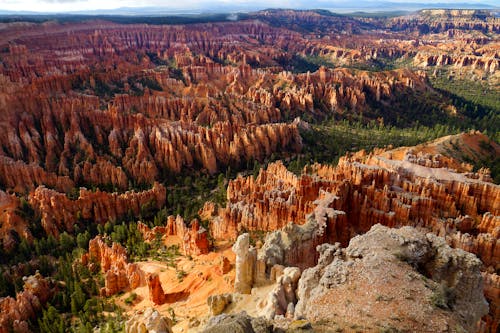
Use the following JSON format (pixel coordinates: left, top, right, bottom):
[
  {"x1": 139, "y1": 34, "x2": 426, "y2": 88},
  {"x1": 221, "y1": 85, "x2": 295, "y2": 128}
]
[
  {"x1": 232, "y1": 234, "x2": 256, "y2": 294},
  {"x1": 0, "y1": 190, "x2": 30, "y2": 250},
  {"x1": 256, "y1": 194, "x2": 347, "y2": 271},
  {"x1": 231, "y1": 198, "x2": 344, "y2": 295},
  {"x1": 295, "y1": 224, "x2": 488, "y2": 332},
  {"x1": 219, "y1": 255, "x2": 232, "y2": 275},
  {"x1": 259, "y1": 267, "x2": 301, "y2": 320},
  {"x1": 137, "y1": 222, "x2": 168, "y2": 242},
  {"x1": 213, "y1": 153, "x2": 498, "y2": 244},
  {"x1": 414, "y1": 52, "x2": 499, "y2": 73},
  {"x1": 0, "y1": 74, "x2": 303, "y2": 191},
  {"x1": 0, "y1": 272, "x2": 53, "y2": 333},
  {"x1": 293, "y1": 243, "x2": 342, "y2": 320},
  {"x1": 145, "y1": 272, "x2": 189, "y2": 306},
  {"x1": 180, "y1": 219, "x2": 210, "y2": 256},
  {"x1": 389, "y1": 10, "x2": 500, "y2": 34},
  {"x1": 480, "y1": 272, "x2": 500, "y2": 333},
  {"x1": 147, "y1": 273, "x2": 167, "y2": 306},
  {"x1": 0, "y1": 156, "x2": 74, "y2": 193},
  {"x1": 0, "y1": 11, "x2": 498, "y2": 333},
  {"x1": 125, "y1": 307, "x2": 173, "y2": 333},
  {"x1": 212, "y1": 161, "x2": 325, "y2": 240},
  {"x1": 202, "y1": 312, "x2": 272, "y2": 333},
  {"x1": 207, "y1": 293, "x2": 233, "y2": 316},
  {"x1": 0, "y1": 13, "x2": 474, "y2": 199},
  {"x1": 138, "y1": 215, "x2": 210, "y2": 256},
  {"x1": 84, "y1": 236, "x2": 143, "y2": 296}
]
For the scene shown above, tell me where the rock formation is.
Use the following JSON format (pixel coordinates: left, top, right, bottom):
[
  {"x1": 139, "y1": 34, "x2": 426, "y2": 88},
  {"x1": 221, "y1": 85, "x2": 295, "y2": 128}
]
[
  {"x1": 139, "y1": 215, "x2": 210, "y2": 256},
  {"x1": 125, "y1": 307, "x2": 173, "y2": 333},
  {"x1": 0, "y1": 272, "x2": 53, "y2": 333},
  {"x1": 0, "y1": 9, "x2": 498, "y2": 333},
  {"x1": 147, "y1": 273, "x2": 167, "y2": 306},
  {"x1": 29, "y1": 182, "x2": 166, "y2": 237},
  {"x1": 145, "y1": 272, "x2": 189, "y2": 306},
  {"x1": 219, "y1": 256, "x2": 232, "y2": 275},
  {"x1": 0, "y1": 190, "x2": 30, "y2": 250},
  {"x1": 178, "y1": 219, "x2": 210, "y2": 256},
  {"x1": 232, "y1": 234, "x2": 256, "y2": 294},
  {"x1": 202, "y1": 312, "x2": 273, "y2": 333},
  {"x1": 207, "y1": 293, "x2": 233, "y2": 316},
  {"x1": 259, "y1": 267, "x2": 301, "y2": 320},
  {"x1": 211, "y1": 132, "x2": 499, "y2": 331},
  {"x1": 84, "y1": 236, "x2": 143, "y2": 296},
  {"x1": 137, "y1": 222, "x2": 168, "y2": 242},
  {"x1": 2, "y1": 9, "x2": 493, "y2": 199},
  {"x1": 294, "y1": 224, "x2": 488, "y2": 332}
]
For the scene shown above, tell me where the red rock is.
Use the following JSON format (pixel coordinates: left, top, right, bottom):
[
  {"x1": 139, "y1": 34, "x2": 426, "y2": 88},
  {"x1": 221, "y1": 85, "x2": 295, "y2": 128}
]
[
  {"x1": 184, "y1": 219, "x2": 210, "y2": 256},
  {"x1": 0, "y1": 13, "x2": 498, "y2": 332},
  {"x1": 153, "y1": 215, "x2": 211, "y2": 256},
  {"x1": 137, "y1": 222, "x2": 168, "y2": 242},
  {"x1": 0, "y1": 272, "x2": 52, "y2": 333},
  {"x1": 219, "y1": 256, "x2": 232, "y2": 274},
  {"x1": 205, "y1": 133, "x2": 500, "y2": 330},
  {"x1": 87, "y1": 236, "x2": 144, "y2": 296},
  {"x1": 29, "y1": 182, "x2": 166, "y2": 237},
  {"x1": 0, "y1": 190, "x2": 32, "y2": 251},
  {"x1": 147, "y1": 273, "x2": 166, "y2": 305}
]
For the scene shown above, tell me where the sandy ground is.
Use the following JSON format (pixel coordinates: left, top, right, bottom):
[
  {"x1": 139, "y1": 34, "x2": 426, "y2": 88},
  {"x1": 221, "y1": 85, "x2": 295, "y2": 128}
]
[{"x1": 115, "y1": 238, "x2": 236, "y2": 332}]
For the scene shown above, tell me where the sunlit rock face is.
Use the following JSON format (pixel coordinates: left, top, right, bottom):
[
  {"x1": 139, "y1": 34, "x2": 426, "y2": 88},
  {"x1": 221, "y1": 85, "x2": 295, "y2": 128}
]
[
  {"x1": 0, "y1": 272, "x2": 53, "y2": 333},
  {"x1": 206, "y1": 133, "x2": 499, "y2": 332},
  {"x1": 83, "y1": 236, "x2": 143, "y2": 297},
  {"x1": 0, "y1": 9, "x2": 498, "y2": 333}
]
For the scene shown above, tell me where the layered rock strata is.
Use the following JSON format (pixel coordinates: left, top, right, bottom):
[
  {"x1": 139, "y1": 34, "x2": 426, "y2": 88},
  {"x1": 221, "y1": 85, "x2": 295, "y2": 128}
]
[
  {"x1": 29, "y1": 182, "x2": 166, "y2": 237},
  {"x1": 83, "y1": 236, "x2": 143, "y2": 296},
  {"x1": 213, "y1": 132, "x2": 499, "y2": 332}
]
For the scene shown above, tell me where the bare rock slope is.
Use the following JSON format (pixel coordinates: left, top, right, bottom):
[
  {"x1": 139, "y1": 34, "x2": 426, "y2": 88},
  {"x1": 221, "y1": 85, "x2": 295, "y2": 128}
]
[{"x1": 295, "y1": 224, "x2": 488, "y2": 332}]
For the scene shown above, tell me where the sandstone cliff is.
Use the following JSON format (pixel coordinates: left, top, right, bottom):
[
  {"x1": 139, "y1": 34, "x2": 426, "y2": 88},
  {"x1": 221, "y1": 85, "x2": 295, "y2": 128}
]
[
  {"x1": 0, "y1": 12, "x2": 498, "y2": 333},
  {"x1": 213, "y1": 226, "x2": 489, "y2": 332},
  {"x1": 138, "y1": 215, "x2": 210, "y2": 256},
  {"x1": 1, "y1": 14, "x2": 486, "y2": 197},
  {"x1": 0, "y1": 190, "x2": 30, "y2": 250}
]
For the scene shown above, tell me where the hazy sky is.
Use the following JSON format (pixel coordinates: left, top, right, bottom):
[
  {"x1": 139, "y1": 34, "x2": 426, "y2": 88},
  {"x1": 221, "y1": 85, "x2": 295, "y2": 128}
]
[{"x1": 1, "y1": 0, "x2": 497, "y2": 13}]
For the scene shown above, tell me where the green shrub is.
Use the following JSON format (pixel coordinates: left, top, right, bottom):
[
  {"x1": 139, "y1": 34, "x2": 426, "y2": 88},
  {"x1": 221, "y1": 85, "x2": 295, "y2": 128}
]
[{"x1": 124, "y1": 292, "x2": 137, "y2": 305}]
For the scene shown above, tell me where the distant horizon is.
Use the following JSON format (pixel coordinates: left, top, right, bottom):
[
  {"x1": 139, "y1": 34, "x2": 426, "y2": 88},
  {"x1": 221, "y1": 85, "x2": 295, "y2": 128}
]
[{"x1": 1, "y1": 0, "x2": 499, "y2": 15}]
